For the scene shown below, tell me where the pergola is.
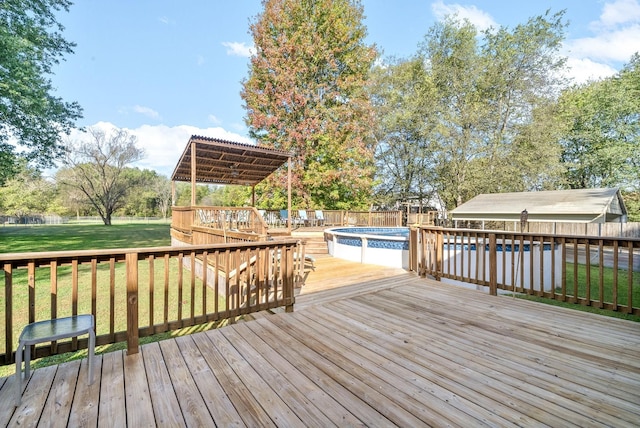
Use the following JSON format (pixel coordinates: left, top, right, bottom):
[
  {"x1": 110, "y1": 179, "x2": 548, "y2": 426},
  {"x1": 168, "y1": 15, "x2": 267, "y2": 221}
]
[{"x1": 170, "y1": 135, "x2": 293, "y2": 225}]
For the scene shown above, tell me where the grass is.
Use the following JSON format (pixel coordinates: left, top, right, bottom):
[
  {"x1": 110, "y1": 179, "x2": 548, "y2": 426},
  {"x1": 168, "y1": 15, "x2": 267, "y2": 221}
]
[
  {"x1": 0, "y1": 222, "x2": 237, "y2": 377},
  {"x1": 512, "y1": 262, "x2": 640, "y2": 322},
  {"x1": 0, "y1": 222, "x2": 171, "y2": 253}
]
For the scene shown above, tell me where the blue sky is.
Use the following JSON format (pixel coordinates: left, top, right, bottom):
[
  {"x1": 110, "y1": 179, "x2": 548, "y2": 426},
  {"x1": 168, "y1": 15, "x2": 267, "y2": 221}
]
[{"x1": 52, "y1": 0, "x2": 640, "y2": 177}]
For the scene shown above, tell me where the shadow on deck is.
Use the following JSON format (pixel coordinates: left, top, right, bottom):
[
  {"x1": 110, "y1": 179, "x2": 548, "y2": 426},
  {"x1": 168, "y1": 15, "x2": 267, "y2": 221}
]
[{"x1": 1, "y1": 257, "x2": 639, "y2": 426}]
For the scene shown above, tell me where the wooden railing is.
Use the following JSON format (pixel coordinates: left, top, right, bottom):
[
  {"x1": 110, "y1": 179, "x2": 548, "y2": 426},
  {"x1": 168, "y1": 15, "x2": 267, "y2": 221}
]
[
  {"x1": 174, "y1": 206, "x2": 403, "y2": 231},
  {"x1": 0, "y1": 240, "x2": 299, "y2": 365},
  {"x1": 407, "y1": 211, "x2": 438, "y2": 226},
  {"x1": 410, "y1": 227, "x2": 640, "y2": 315},
  {"x1": 317, "y1": 210, "x2": 402, "y2": 227},
  {"x1": 172, "y1": 206, "x2": 267, "y2": 235},
  {"x1": 451, "y1": 220, "x2": 640, "y2": 238}
]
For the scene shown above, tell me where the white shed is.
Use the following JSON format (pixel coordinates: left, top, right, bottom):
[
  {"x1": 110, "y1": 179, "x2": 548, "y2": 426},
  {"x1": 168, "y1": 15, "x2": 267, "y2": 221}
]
[{"x1": 450, "y1": 188, "x2": 627, "y2": 224}]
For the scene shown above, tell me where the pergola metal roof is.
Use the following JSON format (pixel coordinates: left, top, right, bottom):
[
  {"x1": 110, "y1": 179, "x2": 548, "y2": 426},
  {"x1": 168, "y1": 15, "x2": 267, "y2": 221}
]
[
  {"x1": 450, "y1": 188, "x2": 628, "y2": 223},
  {"x1": 171, "y1": 135, "x2": 291, "y2": 186}
]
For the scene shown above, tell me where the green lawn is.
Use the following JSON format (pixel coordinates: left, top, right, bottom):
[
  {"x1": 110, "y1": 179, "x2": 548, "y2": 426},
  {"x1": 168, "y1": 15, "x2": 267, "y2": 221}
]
[
  {"x1": 0, "y1": 222, "x2": 171, "y2": 253},
  {"x1": 513, "y1": 262, "x2": 640, "y2": 322}
]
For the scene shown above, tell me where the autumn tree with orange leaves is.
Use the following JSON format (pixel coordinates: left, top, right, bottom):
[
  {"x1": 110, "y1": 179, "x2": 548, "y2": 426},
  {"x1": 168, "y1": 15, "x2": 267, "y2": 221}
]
[{"x1": 242, "y1": 0, "x2": 378, "y2": 209}]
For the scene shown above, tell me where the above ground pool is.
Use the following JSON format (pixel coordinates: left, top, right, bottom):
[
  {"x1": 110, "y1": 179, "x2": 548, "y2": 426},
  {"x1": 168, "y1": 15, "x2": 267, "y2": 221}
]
[{"x1": 324, "y1": 227, "x2": 410, "y2": 269}]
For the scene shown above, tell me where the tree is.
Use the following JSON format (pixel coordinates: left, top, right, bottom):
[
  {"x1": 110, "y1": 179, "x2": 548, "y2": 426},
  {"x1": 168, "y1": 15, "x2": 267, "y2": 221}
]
[
  {"x1": 416, "y1": 11, "x2": 567, "y2": 209},
  {"x1": 242, "y1": 0, "x2": 378, "y2": 209},
  {"x1": 369, "y1": 57, "x2": 440, "y2": 210},
  {"x1": 153, "y1": 175, "x2": 173, "y2": 220},
  {"x1": 0, "y1": 160, "x2": 58, "y2": 218},
  {"x1": 173, "y1": 182, "x2": 212, "y2": 207},
  {"x1": 559, "y1": 54, "x2": 640, "y2": 190},
  {"x1": 119, "y1": 169, "x2": 164, "y2": 217},
  {"x1": 0, "y1": 0, "x2": 82, "y2": 185},
  {"x1": 58, "y1": 127, "x2": 144, "y2": 225}
]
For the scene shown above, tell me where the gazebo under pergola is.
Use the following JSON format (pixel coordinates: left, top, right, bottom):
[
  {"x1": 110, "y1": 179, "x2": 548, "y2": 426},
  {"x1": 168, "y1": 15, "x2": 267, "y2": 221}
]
[{"x1": 170, "y1": 135, "x2": 293, "y2": 231}]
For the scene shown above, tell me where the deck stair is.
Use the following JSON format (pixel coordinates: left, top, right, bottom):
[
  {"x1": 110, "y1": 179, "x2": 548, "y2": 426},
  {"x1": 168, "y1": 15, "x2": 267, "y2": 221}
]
[{"x1": 292, "y1": 231, "x2": 328, "y2": 255}]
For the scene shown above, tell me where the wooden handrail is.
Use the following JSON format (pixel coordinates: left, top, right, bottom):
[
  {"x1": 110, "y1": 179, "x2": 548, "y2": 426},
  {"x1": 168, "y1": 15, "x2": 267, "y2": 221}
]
[
  {"x1": 412, "y1": 226, "x2": 640, "y2": 315},
  {"x1": 0, "y1": 240, "x2": 299, "y2": 363}
]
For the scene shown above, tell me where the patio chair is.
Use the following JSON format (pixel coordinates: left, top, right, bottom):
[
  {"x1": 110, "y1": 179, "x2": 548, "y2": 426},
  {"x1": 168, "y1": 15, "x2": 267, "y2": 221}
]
[
  {"x1": 280, "y1": 210, "x2": 290, "y2": 227},
  {"x1": 314, "y1": 210, "x2": 325, "y2": 226},
  {"x1": 298, "y1": 210, "x2": 314, "y2": 227}
]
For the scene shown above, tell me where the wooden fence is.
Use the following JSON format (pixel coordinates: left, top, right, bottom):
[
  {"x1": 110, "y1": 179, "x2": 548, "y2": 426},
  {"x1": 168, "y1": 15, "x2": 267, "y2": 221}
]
[
  {"x1": 410, "y1": 227, "x2": 640, "y2": 315},
  {"x1": 453, "y1": 220, "x2": 640, "y2": 238},
  {"x1": 233, "y1": 209, "x2": 403, "y2": 228},
  {"x1": 0, "y1": 240, "x2": 299, "y2": 365}
]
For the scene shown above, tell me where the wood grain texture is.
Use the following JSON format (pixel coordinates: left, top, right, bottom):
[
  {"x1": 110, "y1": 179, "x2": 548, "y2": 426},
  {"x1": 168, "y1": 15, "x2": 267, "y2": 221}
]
[{"x1": 0, "y1": 258, "x2": 638, "y2": 427}]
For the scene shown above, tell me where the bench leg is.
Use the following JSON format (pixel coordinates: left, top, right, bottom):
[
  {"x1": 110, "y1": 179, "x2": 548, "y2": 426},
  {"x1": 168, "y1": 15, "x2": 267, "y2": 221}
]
[
  {"x1": 88, "y1": 328, "x2": 95, "y2": 385},
  {"x1": 14, "y1": 342, "x2": 23, "y2": 406},
  {"x1": 24, "y1": 344, "x2": 30, "y2": 379}
]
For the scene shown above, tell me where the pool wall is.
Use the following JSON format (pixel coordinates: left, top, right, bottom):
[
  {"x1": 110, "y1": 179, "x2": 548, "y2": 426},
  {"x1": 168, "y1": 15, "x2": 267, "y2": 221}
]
[
  {"x1": 325, "y1": 227, "x2": 410, "y2": 269},
  {"x1": 440, "y1": 241, "x2": 562, "y2": 292}
]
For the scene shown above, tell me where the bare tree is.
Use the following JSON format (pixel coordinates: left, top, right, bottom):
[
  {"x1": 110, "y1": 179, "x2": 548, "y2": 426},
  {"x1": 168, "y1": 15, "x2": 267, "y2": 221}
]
[
  {"x1": 153, "y1": 175, "x2": 172, "y2": 220},
  {"x1": 59, "y1": 127, "x2": 144, "y2": 225}
]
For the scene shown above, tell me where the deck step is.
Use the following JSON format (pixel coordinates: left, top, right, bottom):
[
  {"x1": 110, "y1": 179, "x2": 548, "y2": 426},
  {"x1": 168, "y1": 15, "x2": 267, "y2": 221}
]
[{"x1": 301, "y1": 236, "x2": 328, "y2": 254}]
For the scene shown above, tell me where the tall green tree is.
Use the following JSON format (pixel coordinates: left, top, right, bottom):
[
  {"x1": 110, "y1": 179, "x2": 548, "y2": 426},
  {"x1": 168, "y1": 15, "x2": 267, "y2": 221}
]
[
  {"x1": 242, "y1": 0, "x2": 378, "y2": 209},
  {"x1": 559, "y1": 54, "x2": 640, "y2": 190},
  {"x1": 417, "y1": 11, "x2": 567, "y2": 209},
  {"x1": 369, "y1": 57, "x2": 439, "y2": 209},
  {"x1": 57, "y1": 127, "x2": 144, "y2": 225},
  {"x1": 119, "y1": 169, "x2": 164, "y2": 217},
  {"x1": 0, "y1": 0, "x2": 82, "y2": 185}
]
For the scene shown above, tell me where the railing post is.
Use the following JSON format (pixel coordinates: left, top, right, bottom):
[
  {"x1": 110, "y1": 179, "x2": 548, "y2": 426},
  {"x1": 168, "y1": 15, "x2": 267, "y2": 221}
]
[
  {"x1": 4, "y1": 263, "x2": 13, "y2": 364},
  {"x1": 126, "y1": 252, "x2": 140, "y2": 354},
  {"x1": 435, "y1": 232, "x2": 443, "y2": 281},
  {"x1": 283, "y1": 246, "x2": 295, "y2": 313},
  {"x1": 409, "y1": 227, "x2": 418, "y2": 272},
  {"x1": 489, "y1": 234, "x2": 497, "y2": 296}
]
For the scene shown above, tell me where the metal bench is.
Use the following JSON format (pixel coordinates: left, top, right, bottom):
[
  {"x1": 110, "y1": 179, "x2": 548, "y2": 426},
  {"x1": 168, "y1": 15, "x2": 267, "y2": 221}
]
[{"x1": 15, "y1": 314, "x2": 95, "y2": 406}]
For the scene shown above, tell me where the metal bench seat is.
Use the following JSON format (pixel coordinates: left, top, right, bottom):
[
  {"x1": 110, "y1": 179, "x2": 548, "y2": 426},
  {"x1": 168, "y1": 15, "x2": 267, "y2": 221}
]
[{"x1": 15, "y1": 314, "x2": 95, "y2": 406}]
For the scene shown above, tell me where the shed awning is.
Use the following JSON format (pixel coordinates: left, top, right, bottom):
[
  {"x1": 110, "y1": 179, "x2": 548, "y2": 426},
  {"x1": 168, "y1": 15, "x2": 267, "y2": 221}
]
[
  {"x1": 450, "y1": 188, "x2": 627, "y2": 223},
  {"x1": 170, "y1": 135, "x2": 291, "y2": 186}
]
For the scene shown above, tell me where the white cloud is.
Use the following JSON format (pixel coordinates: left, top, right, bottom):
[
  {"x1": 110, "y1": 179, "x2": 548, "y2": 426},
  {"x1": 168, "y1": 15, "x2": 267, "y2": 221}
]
[
  {"x1": 196, "y1": 55, "x2": 205, "y2": 66},
  {"x1": 562, "y1": 0, "x2": 640, "y2": 82},
  {"x1": 131, "y1": 124, "x2": 254, "y2": 177},
  {"x1": 132, "y1": 105, "x2": 161, "y2": 120},
  {"x1": 595, "y1": 0, "x2": 640, "y2": 28},
  {"x1": 208, "y1": 114, "x2": 222, "y2": 125},
  {"x1": 566, "y1": 19, "x2": 640, "y2": 63},
  {"x1": 222, "y1": 41, "x2": 255, "y2": 57},
  {"x1": 431, "y1": 1, "x2": 497, "y2": 31},
  {"x1": 158, "y1": 16, "x2": 170, "y2": 25},
  {"x1": 564, "y1": 57, "x2": 618, "y2": 84},
  {"x1": 61, "y1": 122, "x2": 254, "y2": 178}
]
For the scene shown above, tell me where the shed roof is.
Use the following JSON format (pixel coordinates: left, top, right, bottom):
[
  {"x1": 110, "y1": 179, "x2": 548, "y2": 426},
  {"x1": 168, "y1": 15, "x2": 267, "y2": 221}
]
[
  {"x1": 450, "y1": 188, "x2": 627, "y2": 223},
  {"x1": 170, "y1": 135, "x2": 291, "y2": 186}
]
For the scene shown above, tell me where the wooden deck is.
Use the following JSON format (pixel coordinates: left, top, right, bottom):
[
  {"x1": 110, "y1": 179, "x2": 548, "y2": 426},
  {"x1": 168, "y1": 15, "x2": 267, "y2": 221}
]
[{"x1": 1, "y1": 256, "x2": 639, "y2": 427}]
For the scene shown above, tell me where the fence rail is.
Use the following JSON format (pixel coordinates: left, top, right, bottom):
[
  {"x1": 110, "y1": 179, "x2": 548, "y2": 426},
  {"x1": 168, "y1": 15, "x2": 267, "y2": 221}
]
[
  {"x1": 175, "y1": 207, "x2": 404, "y2": 230},
  {"x1": 453, "y1": 220, "x2": 640, "y2": 238},
  {"x1": 0, "y1": 240, "x2": 299, "y2": 365},
  {"x1": 411, "y1": 227, "x2": 640, "y2": 315}
]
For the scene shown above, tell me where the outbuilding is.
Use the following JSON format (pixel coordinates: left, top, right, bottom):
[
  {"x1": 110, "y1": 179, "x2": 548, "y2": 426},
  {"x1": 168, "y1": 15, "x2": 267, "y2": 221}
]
[{"x1": 450, "y1": 188, "x2": 627, "y2": 232}]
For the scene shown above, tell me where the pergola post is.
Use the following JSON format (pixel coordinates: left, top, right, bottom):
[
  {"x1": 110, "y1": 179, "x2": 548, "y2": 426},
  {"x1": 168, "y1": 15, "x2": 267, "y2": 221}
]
[
  {"x1": 287, "y1": 157, "x2": 292, "y2": 233},
  {"x1": 190, "y1": 140, "x2": 196, "y2": 207}
]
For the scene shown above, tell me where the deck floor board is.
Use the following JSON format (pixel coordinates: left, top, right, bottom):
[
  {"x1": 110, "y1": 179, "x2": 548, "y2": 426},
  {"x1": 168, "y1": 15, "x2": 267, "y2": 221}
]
[{"x1": 1, "y1": 257, "x2": 639, "y2": 427}]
